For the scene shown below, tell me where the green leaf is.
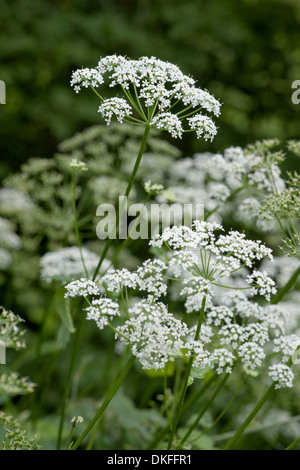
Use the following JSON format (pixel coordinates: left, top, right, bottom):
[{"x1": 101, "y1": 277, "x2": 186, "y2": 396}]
[
  {"x1": 56, "y1": 323, "x2": 71, "y2": 349},
  {"x1": 191, "y1": 362, "x2": 215, "y2": 380},
  {"x1": 55, "y1": 286, "x2": 75, "y2": 334}
]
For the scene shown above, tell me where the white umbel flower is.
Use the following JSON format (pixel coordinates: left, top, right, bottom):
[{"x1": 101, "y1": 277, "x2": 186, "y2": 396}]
[
  {"x1": 85, "y1": 298, "x2": 120, "y2": 330},
  {"x1": 187, "y1": 114, "x2": 217, "y2": 142},
  {"x1": 116, "y1": 297, "x2": 189, "y2": 370},
  {"x1": 268, "y1": 363, "x2": 295, "y2": 389},
  {"x1": 64, "y1": 278, "x2": 101, "y2": 298},
  {"x1": 98, "y1": 97, "x2": 132, "y2": 125},
  {"x1": 150, "y1": 113, "x2": 183, "y2": 139},
  {"x1": 71, "y1": 55, "x2": 221, "y2": 140}
]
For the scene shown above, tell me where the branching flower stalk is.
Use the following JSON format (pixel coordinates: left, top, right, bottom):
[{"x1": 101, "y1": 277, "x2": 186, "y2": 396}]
[{"x1": 71, "y1": 166, "x2": 89, "y2": 279}]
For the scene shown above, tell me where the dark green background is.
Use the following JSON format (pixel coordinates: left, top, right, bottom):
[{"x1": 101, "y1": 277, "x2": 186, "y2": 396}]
[{"x1": 1, "y1": 0, "x2": 300, "y2": 175}]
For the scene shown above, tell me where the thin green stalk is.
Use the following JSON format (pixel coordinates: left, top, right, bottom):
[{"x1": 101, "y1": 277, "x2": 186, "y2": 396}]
[
  {"x1": 164, "y1": 371, "x2": 172, "y2": 430},
  {"x1": 72, "y1": 172, "x2": 89, "y2": 278},
  {"x1": 182, "y1": 373, "x2": 217, "y2": 415},
  {"x1": 222, "y1": 383, "x2": 275, "y2": 450},
  {"x1": 167, "y1": 296, "x2": 207, "y2": 449},
  {"x1": 85, "y1": 348, "x2": 131, "y2": 450},
  {"x1": 193, "y1": 381, "x2": 243, "y2": 444},
  {"x1": 285, "y1": 436, "x2": 300, "y2": 450},
  {"x1": 67, "y1": 427, "x2": 75, "y2": 450},
  {"x1": 92, "y1": 124, "x2": 150, "y2": 281},
  {"x1": 179, "y1": 373, "x2": 229, "y2": 448},
  {"x1": 146, "y1": 373, "x2": 216, "y2": 450},
  {"x1": 100, "y1": 194, "x2": 151, "y2": 278},
  {"x1": 133, "y1": 83, "x2": 148, "y2": 122},
  {"x1": 70, "y1": 355, "x2": 135, "y2": 450},
  {"x1": 214, "y1": 415, "x2": 300, "y2": 444},
  {"x1": 57, "y1": 308, "x2": 85, "y2": 450},
  {"x1": 271, "y1": 265, "x2": 300, "y2": 304}
]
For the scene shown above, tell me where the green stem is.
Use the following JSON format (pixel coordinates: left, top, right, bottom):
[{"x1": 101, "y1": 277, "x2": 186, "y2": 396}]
[
  {"x1": 179, "y1": 373, "x2": 229, "y2": 448},
  {"x1": 167, "y1": 296, "x2": 207, "y2": 449},
  {"x1": 92, "y1": 124, "x2": 150, "y2": 281},
  {"x1": 222, "y1": 383, "x2": 274, "y2": 450},
  {"x1": 57, "y1": 308, "x2": 85, "y2": 450},
  {"x1": 271, "y1": 265, "x2": 300, "y2": 304},
  {"x1": 67, "y1": 427, "x2": 75, "y2": 450},
  {"x1": 70, "y1": 355, "x2": 135, "y2": 450},
  {"x1": 285, "y1": 436, "x2": 300, "y2": 450},
  {"x1": 146, "y1": 373, "x2": 216, "y2": 450},
  {"x1": 195, "y1": 381, "x2": 243, "y2": 443},
  {"x1": 72, "y1": 172, "x2": 89, "y2": 278}
]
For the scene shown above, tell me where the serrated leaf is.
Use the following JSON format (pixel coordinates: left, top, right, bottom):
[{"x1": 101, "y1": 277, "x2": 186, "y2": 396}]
[{"x1": 55, "y1": 286, "x2": 75, "y2": 334}]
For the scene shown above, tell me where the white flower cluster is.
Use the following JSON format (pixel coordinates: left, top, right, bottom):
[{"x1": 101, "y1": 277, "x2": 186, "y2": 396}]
[
  {"x1": 64, "y1": 278, "x2": 101, "y2": 298},
  {"x1": 268, "y1": 364, "x2": 295, "y2": 389},
  {"x1": 187, "y1": 115, "x2": 218, "y2": 141},
  {"x1": 70, "y1": 67, "x2": 104, "y2": 93},
  {"x1": 155, "y1": 144, "x2": 285, "y2": 232},
  {"x1": 40, "y1": 246, "x2": 108, "y2": 282},
  {"x1": 117, "y1": 297, "x2": 189, "y2": 370},
  {"x1": 98, "y1": 97, "x2": 132, "y2": 125},
  {"x1": 85, "y1": 297, "x2": 120, "y2": 330},
  {"x1": 63, "y1": 223, "x2": 298, "y2": 387},
  {"x1": 0, "y1": 217, "x2": 21, "y2": 270},
  {"x1": 246, "y1": 270, "x2": 277, "y2": 301},
  {"x1": 0, "y1": 189, "x2": 34, "y2": 214},
  {"x1": 0, "y1": 307, "x2": 26, "y2": 350},
  {"x1": 102, "y1": 259, "x2": 167, "y2": 298},
  {"x1": 151, "y1": 113, "x2": 183, "y2": 139},
  {"x1": 150, "y1": 221, "x2": 275, "y2": 301},
  {"x1": 71, "y1": 55, "x2": 220, "y2": 140},
  {"x1": 69, "y1": 159, "x2": 88, "y2": 172},
  {"x1": 0, "y1": 217, "x2": 21, "y2": 250}
]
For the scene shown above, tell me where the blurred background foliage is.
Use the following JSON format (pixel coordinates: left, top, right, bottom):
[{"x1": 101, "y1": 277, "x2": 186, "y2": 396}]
[
  {"x1": 1, "y1": 0, "x2": 300, "y2": 450},
  {"x1": 1, "y1": 0, "x2": 300, "y2": 177}
]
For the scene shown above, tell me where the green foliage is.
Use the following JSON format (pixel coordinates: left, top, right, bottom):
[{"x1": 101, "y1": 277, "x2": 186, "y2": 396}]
[
  {"x1": 0, "y1": 412, "x2": 39, "y2": 450},
  {"x1": 1, "y1": 0, "x2": 300, "y2": 175}
]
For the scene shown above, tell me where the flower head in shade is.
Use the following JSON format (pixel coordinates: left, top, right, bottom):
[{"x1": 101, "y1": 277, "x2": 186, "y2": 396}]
[{"x1": 71, "y1": 55, "x2": 221, "y2": 140}]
